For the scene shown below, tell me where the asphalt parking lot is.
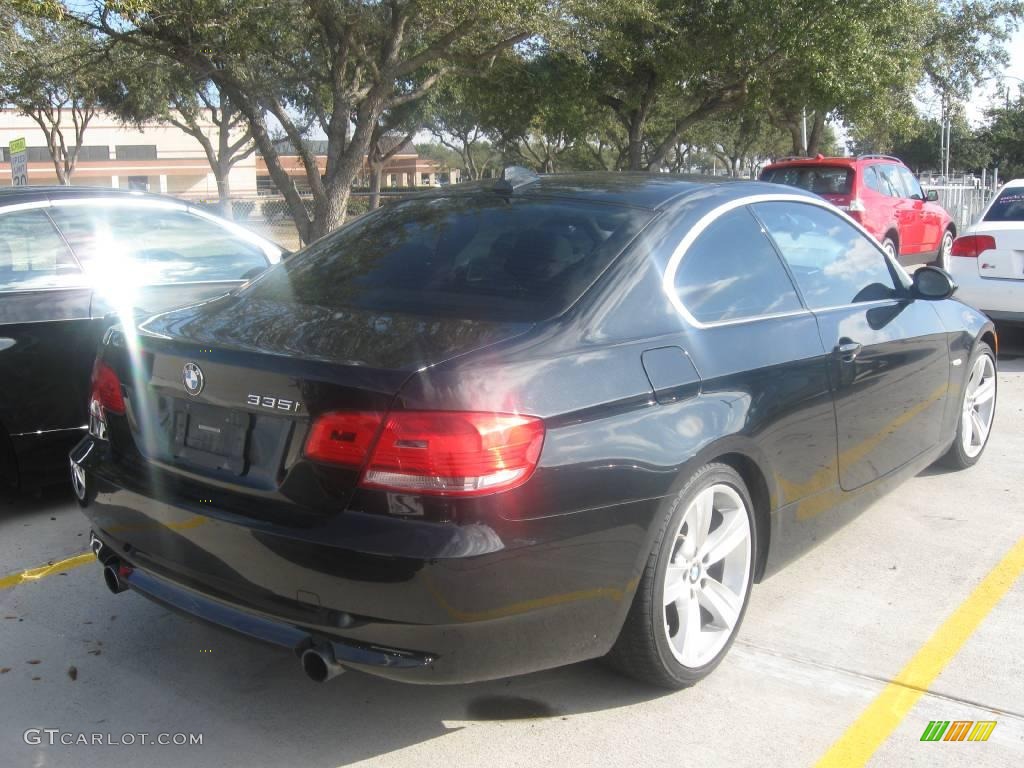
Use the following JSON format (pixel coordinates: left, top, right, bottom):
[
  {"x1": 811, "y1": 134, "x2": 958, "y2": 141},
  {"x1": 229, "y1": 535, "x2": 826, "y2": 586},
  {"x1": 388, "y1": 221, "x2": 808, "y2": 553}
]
[{"x1": 2, "y1": 349, "x2": 1022, "y2": 768}]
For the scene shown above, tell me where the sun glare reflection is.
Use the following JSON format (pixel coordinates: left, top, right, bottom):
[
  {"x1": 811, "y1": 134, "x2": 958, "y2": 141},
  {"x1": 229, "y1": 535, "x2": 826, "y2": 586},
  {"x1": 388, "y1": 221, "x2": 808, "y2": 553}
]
[{"x1": 86, "y1": 223, "x2": 163, "y2": 493}]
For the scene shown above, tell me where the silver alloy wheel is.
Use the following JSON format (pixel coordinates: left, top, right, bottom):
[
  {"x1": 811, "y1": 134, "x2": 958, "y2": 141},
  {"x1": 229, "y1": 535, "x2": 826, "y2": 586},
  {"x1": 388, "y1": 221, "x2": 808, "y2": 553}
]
[
  {"x1": 882, "y1": 238, "x2": 897, "y2": 260},
  {"x1": 962, "y1": 353, "x2": 996, "y2": 458},
  {"x1": 70, "y1": 459, "x2": 86, "y2": 501},
  {"x1": 662, "y1": 483, "x2": 752, "y2": 668},
  {"x1": 939, "y1": 231, "x2": 954, "y2": 270}
]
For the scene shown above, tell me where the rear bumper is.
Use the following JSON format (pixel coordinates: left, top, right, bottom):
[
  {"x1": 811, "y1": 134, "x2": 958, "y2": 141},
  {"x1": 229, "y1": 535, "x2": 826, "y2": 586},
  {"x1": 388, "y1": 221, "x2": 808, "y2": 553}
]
[
  {"x1": 72, "y1": 437, "x2": 656, "y2": 683},
  {"x1": 950, "y1": 261, "x2": 1024, "y2": 318}
]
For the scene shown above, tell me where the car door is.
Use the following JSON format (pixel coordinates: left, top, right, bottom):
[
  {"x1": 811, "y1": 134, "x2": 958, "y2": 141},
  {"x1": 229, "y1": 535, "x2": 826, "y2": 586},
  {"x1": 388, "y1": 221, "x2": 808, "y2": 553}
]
[
  {"x1": 47, "y1": 200, "x2": 277, "y2": 317},
  {"x1": 897, "y1": 165, "x2": 942, "y2": 252},
  {"x1": 877, "y1": 163, "x2": 924, "y2": 255},
  {"x1": 0, "y1": 206, "x2": 99, "y2": 449},
  {"x1": 752, "y1": 200, "x2": 950, "y2": 491}
]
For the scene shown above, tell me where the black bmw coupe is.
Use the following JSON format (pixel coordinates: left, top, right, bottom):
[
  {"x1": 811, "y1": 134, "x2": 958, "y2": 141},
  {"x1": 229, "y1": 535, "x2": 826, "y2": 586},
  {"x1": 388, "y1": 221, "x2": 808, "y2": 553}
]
[{"x1": 73, "y1": 171, "x2": 997, "y2": 688}]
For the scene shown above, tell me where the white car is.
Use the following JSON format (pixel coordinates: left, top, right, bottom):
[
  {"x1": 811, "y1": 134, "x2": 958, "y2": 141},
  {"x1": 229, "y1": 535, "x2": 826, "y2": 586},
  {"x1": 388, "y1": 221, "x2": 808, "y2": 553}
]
[{"x1": 949, "y1": 178, "x2": 1024, "y2": 325}]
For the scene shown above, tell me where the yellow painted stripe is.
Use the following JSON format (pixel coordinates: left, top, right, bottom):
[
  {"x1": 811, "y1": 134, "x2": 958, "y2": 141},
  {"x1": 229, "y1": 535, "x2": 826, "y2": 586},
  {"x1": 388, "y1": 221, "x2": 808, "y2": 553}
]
[
  {"x1": 0, "y1": 552, "x2": 94, "y2": 590},
  {"x1": 816, "y1": 536, "x2": 1024, "y2": 767}
]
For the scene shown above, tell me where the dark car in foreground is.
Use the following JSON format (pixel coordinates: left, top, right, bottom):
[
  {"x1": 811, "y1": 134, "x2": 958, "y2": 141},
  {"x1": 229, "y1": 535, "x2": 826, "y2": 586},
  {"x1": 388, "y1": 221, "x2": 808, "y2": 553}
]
[
  {"x1": 0, "y1": 186, "x2": 281, "y2": 492},
  {"x1": 73, "y1": 171, "x2": 997, "y2": 688}
]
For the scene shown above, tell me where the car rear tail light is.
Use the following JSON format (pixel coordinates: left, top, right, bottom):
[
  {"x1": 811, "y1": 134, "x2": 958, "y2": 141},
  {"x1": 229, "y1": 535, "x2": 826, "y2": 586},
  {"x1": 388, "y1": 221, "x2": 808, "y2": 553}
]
[
  {"x1": 304, "y1": 410, "x2": 545, "y2": 497},
  {"x1": 90, "y1": 359, "x2": 125, "y2": 415},
  {"x1": 950, "y1": 234, "x2": 996, "y2": 258},
  {"x1": 304, "y1": 411, "x2": 383, "y2": 466}
]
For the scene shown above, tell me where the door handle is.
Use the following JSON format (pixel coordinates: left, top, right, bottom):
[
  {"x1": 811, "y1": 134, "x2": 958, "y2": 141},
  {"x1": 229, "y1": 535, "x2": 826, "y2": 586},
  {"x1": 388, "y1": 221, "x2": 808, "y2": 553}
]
[{"x1": 835, "y1": 341, "x2": 862, "y2": 362}]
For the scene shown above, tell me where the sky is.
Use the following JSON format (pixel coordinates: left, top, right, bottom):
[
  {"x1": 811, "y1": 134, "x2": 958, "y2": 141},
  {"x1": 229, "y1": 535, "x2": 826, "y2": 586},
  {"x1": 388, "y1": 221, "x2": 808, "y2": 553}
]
[{"x1": 961, "y1": 26, "x2": 1024, "y2": 124}]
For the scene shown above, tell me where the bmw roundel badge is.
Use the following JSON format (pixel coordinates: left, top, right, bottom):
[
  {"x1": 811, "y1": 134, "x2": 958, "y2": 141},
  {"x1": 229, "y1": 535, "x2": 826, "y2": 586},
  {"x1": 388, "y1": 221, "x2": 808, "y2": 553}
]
[{"x1": 182, "y1": 362, "x2": 205, "y2": 396}]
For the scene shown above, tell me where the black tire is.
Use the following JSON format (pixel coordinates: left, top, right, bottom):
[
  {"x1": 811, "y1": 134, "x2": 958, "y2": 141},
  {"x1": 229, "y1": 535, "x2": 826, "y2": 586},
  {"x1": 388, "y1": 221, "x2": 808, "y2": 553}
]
[
  {"x1": 881, "y1": 235, "x2": 898, "y2": 261},
  {"x1": 606, "y1": 463, "x2": 756, "y2": 689},
  {"x1": 934, "y1": 228, "x2": 954, "y2": 271},
  {"x1": 938, "y1": 342, "x2": 997, "y2": 470}
]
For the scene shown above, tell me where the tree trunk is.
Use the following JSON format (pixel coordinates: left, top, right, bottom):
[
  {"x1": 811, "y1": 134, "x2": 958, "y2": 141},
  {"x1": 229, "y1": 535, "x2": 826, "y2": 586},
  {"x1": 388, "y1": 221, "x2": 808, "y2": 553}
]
[
  {"x1": 806, "y1": 112, "x2": 826, "y2": 156},
  {"x1": 215, "y1": 165, "x2": 232, "y2": 218},
  {"x1": 787, "y1": 123, "x2": 802, "y2": 156},
  {"x1": 626, "y1": 113, "x2": 645, "y2": 171},
  {"x1": 369, "y1": 164, "x2": 384, "y2": 209}
]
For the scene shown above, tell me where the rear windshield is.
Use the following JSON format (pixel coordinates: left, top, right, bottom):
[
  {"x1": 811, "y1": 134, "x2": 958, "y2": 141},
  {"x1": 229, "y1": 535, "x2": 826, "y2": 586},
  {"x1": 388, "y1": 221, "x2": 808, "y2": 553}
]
[
  {"x1": 761, "y1": 165, "x2": 853, "y2": 196},
  {"x1": 244, "y1": 196, "x2": 651, "y2": 322},
  {"x1": 983, "y1": 188, "x2": 1024, "y2": 222}
]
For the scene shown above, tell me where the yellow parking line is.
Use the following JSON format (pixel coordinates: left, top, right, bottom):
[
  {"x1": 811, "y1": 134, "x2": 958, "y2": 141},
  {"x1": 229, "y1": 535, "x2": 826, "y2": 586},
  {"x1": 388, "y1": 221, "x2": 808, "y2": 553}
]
[
  {"x1": 815, "y1": 536, "x2": 1024, "y2": 767},
  {"x1": 0, "y1": 552, "x2": 94, "y2": 591}
]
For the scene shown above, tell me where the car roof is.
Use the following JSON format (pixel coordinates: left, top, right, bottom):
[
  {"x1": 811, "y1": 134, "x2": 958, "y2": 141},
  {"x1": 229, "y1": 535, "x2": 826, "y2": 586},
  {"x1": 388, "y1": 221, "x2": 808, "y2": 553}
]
[
  {"x1": 762, "y1": 155, "x2": 906, "y2": 171},
  {"x1": 0, "y1": 185, "x2": 184, "y2": 207},
  {"x1": 403, "y1": 172, "x2": 816, "y2": 211},
  {"x1": 1, "y1": 175, "x2": 818, "y2": 215},
  {"x1": 999, "y1": 178, "x2": 1024, "y2": 189}
]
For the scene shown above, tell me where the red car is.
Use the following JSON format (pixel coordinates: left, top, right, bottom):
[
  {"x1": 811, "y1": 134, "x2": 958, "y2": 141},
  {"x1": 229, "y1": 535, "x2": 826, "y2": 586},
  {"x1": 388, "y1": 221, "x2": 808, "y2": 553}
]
[{"x1": 760, "y1": 155, "x2": 956, "y2": 269}]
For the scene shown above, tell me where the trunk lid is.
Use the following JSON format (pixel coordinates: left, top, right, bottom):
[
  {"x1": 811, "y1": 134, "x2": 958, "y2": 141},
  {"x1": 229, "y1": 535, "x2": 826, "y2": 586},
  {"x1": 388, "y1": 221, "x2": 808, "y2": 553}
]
[
  {"x1": 109, "y1": 294, "x2": 531, "y2": 512},
  {"x1": 972, "y1": 223, "x2": 1024, "y2": 281}
]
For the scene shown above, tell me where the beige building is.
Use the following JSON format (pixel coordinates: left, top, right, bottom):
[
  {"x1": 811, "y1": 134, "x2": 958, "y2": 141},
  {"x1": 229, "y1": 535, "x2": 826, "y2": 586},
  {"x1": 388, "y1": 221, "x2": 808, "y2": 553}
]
[
  {"x1": 0, "y1": 107, "x2": 252, "y2": 195},
  {"x1": 0, "y1": 108, "x2": 454, "y2": 196}
]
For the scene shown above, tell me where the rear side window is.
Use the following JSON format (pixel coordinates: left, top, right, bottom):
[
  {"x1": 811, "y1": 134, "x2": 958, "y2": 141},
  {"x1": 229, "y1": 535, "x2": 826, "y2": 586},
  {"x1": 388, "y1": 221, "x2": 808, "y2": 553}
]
[
  {"x1": 894, "y1": 166, "x2": 924, "y2": 199},
  {"x1": 49, "y1": 203, "x2": 269, "y2": 284},
  {"x1": 673, "y1": 207, "x2": 802, "y2": 324},
  {"x1": 753, "y1": 201, "x2": 898, "y2": 309},
  {"x1": 863, "y1": 166, "x2": 894, "y2": 196},
  {"x1": 246, "y1": 197, "x2": 651, "y2": 322},
  {"x1": 761, "y1": 165, "x2": 853, "y2": 196},
  {"x1": 874, "y1": 164, "x2": 908, "y2": 198},
  {"x1": 0, "y1": 209, "x2": 82, "y2": 291},
  {"x1": 983, "y1": 188, "x2": 1024, "y2": 222}
]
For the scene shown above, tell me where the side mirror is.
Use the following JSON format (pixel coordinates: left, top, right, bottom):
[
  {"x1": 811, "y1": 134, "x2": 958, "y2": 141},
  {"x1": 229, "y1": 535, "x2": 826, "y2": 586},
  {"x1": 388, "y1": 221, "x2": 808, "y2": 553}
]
[
  {"x1": 926, "y1": 189, "x2": 939, "y2": 202},
  {"x1": 912, "y1": 266, "x2": 956, "y2": 300}
]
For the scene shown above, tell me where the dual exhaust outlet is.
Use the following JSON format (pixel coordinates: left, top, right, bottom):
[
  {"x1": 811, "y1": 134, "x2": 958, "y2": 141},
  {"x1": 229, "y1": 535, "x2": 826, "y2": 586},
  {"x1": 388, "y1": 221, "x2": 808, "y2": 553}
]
[{"x1": 92, "y1": 534, "x2": 344, "y2": 682}]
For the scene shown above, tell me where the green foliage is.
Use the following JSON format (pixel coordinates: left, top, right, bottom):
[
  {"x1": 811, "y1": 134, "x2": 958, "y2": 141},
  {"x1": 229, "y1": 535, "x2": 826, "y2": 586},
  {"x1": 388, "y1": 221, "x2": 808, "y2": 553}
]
[
  {"x1": 77, "y1": 0, "x2": 557, "y2": 240},
  {"x1": 0, "y1": 11, "x2": 108, "y2": 182},
  {"x1": 981, "y1": 92, "x2": 1024, "y2": 178}
]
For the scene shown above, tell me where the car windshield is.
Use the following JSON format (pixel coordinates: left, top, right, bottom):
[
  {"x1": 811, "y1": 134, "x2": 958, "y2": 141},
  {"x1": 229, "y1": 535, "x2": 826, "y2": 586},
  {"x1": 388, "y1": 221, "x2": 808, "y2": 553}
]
[
  {"x1": 243, "y1": 196, "x2": 652, "y2": 322},
  {"x1": 983, "y1": 188, "x2": 1024, "y2": 222},
  {"x1": 761, "y1": 165, "x2": 854, "y2": 196}
]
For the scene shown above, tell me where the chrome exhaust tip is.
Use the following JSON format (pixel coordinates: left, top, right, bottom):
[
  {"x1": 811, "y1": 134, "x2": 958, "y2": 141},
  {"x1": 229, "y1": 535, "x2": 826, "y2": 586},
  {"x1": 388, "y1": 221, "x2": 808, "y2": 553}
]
[
  {"x1": 301, "y1": 645, "x2": 345, "y2": 683},
  {"x1": 103, "y1": 563, "x2": 130, "y2": 595}
]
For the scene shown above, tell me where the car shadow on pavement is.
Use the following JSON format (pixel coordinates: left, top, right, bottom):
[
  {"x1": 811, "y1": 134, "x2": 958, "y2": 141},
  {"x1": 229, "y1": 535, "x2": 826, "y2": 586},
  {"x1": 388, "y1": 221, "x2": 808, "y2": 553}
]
[
  {"x1": 4, "y1": 575, "x2": 673, "y2": 768},
  {"x1": 0, "y1": 482, "x2": 76, "y2": 513}
]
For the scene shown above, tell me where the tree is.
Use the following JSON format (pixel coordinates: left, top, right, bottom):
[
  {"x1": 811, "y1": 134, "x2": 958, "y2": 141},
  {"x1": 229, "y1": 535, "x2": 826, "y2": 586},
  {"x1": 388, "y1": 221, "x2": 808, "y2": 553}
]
[
  {"x1": 99, "y1": 54, "x2": 255, "y2": 215},
  {"x1": 980, "y1": 91, "x2": 1024, "y2": 179},
  {"x1": 366, "y1": 103, "x2": 421, "y2": 209},
  {"x1": 424, "y1": 78, "x2": 502, "y2": 180},
  {"x1": 843, "y1": 1, "x2": 1023, "y2": 161},
  {"x1": 480, "y1": 55, "x2": 598, "y2": 173},
  {"x1": 689, "y1": 112, "x2": 792, "y2": 178},
  {"x1": 80, "y1": 0, "x2": 553, "y2": 243},
  {"x1": 0, "y1": 13, "x2": 105, "y2": 184},
  {"x1": 573, "y1": 1, "x2": 755, "y2": 172}
]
